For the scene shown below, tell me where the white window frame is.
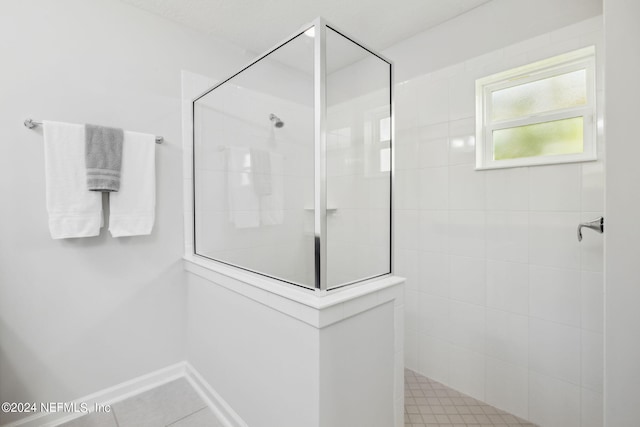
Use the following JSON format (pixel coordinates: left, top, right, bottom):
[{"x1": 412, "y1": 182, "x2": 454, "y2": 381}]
[
  {"x1": 365, "y1": 108, "x2": 392, "y2": 177},
  {"x1": 475, "y1": 46, "x2": 597, "y2": 170}
]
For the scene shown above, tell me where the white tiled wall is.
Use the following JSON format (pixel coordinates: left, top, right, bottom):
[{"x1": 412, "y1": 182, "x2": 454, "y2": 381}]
[{"x1": 396, "y1": 17, "x2": 604, "y2": 427}]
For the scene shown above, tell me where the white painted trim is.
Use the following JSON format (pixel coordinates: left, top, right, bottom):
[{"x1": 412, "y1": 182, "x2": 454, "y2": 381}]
[
  {"x1": 4, "y1": 363, "x2": 188, "y2": 427},
  {"x1": 184, "y1": 255, "x2": 405, "y2": 328},
  {"x1": 2, "y1": 362, "x2": 247, "y2": 427},
  {"x1": 184, "y1": 363, "x2": 247, "y2": 427}
]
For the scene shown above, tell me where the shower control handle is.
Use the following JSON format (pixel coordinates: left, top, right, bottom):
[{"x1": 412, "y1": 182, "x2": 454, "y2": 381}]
[{"x1": 577, "y1": 217, "x2": 604, "y2": 242}]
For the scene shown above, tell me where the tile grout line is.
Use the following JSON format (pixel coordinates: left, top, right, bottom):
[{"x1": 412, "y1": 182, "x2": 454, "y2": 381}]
[{"x1": 165, "y1": 406, "x2": 210, "y2": 427}]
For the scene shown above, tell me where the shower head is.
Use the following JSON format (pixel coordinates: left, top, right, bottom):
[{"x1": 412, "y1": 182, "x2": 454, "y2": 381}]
[{"x1": 269, "y1": 113, "x2": 284, "y2": 128}]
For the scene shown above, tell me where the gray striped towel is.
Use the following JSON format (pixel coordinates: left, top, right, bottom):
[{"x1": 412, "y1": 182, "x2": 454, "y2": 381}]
[{"x1": 84, "y1": 124, "x2": 124, "y2": 192}]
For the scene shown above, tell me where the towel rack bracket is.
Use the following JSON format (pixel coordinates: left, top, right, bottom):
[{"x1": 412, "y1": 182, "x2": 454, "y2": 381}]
[
  {"x1": 23, "y1": 118, "x2": 163, "y2": 144},
  {"x1": 24, "y1": 118, "x2": 37, "y2": 129}
]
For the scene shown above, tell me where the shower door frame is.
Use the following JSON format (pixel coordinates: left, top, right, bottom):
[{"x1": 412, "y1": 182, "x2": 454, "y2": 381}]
[{"x1": 191, "y1": 17, "x2": 395, "y2": 292}]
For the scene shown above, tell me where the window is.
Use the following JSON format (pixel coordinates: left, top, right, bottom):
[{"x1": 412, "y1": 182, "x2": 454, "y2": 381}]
[
  {"x1": 378, "y1": 116, "x2": 391, "y2": 173},
  {"x1": 475, "y1": 46, "x2": 596, "y2": 169},
  {"x1": 364, "y1": 110, "x2": 392, "y2": 176}
]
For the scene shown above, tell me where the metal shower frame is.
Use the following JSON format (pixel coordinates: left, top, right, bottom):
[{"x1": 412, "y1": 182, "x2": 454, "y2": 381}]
[{"x1": 192, "y1": 17, "x2": 394, "y2": 292}]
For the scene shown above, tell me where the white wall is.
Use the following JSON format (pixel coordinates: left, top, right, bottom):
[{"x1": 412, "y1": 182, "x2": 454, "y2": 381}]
[
  {"x1": 0, "y1": 1, "x2": 249, "y2": 424},
  {"x1": 319, "y1": 302, "x2": 395, "y2": 427},
  {"x1": 603, "y1": 0, "x2": 640, "y2": 425},
  {"x1": 185, "y1": 263, "x2": 404, "y2": 427},
  {"x1": 388, "y1": 4, "x2": 605, "y2": 426},
  {"x1": 186, "y1": 273, "x2": 321, "y2": 427}
]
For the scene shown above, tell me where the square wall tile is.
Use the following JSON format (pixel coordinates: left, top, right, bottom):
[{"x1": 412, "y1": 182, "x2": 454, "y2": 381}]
[
  {"x1": 417, "y1": 137, "x2": 449, "y2": 168},
  {"x1": 405, "y1": 289, "x2": 419, "y2": 332},
  {"x1": 449, "y1": 300, "x2": 485, "y2": 353},
  {"x1": 418, "y1": 334, "x2": 450, "y2": 385},
  {"x1": 486, "y1": 260, "x2": 529, "y2": 315},
  {"x1": 449, "y1": 164, "x2": 485, "y2": 210},
  {"x1": 449, "y1": 117, "x2": 475, "y2": 138},
  {"x1": 418, "y1": 251, "x2": 449, "y2": 297},
  {"x1": 581, "y1": 330, "x2": 604, "y2": 393},
  {"x1": 419, "y1": 167, "x2": 448, "y2": 210},
  {"x1": 486, "y1": 212, "x2": 529, "y2": 264},
  {"x1": 329, "y1": 175, "x2": 365, "y2": 209},
  {"x1": 581, "y1": 162, "x2": 604, "y2": 212},
  {"x1": 448, "y1": 345, "x2": 485, "y2": 400},
  {"x1": 395, "y1": 169, "x2": 420, "y2": 210},
  {"x1": 581, "y1": 271, "x2": 604, "y2": 333},
  {"x1": 416, "y1": 78, "x2": 450, "y2": 126},
  {"x1": 395, "y1": 249, "x2": 419, "y2": 291},
  {"x1": 448, "y1": 211, "x2": 485, "y2": 258},
  {"x1": 528, "y1": 372, "x2": 580, "y2": 427},
  {"x1": 447, "y1": 134, "x2": 476, "y2": 167},
  {"x1": 529, "y1": 212, "x2": 581, "y2": 270},
  {"x1": 529, "y1": 164, "x2": 581, "y2": 212},
  {"x1": 367, "y1": 176, "x2": 390, "y2": 210},
  {"x1": 486, "y1": 309, "x2": 528, "y2": 367},
  {"x1": 529, "y1": 318, "x2": 580, "y2": 384},
  {"x1": 448, "y1": 118, "x2": 476, "y2": 166},
  {"x1": 419, "y1": 293, "x2": 450, "y2": 341},
  {"x1": 195, "y1": 171, "x2": 226, "y2": 212},
  {"x1": 485, "y1": 357, "x2": 529, "y2": 420},
  {"x1": 448, "y1": 72, "x2": 476, "y2": 121},
  {"x1": 529, "y1": 265, "x2": 581, "y2": 327},
  {"x1": 419, "y1": 210, "x2": 448, "y2": 253},
  {"x1": 418, "y1": 122, "x2": 449, "y2": 141},
  {"x1": 394, "y1": 108, "x2": 418, "y2": 132},
  {"x1": 405, "y1": 329, "x2": 418, "y2": 371},
  {"x1": 394, "y1": 210, "x2": 419, "y2": 251},
  {"x1": 485, "y1": 168, "x2": 529, "y2": 211},
  {"x1": 394, "y1": 136, "x2": 419, "y2": 171},
  {"x1": 449, "y1": 256, "x2": 485, "y2": 306}
]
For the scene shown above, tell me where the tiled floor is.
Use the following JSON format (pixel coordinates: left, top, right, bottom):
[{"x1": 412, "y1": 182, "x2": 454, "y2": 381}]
[
  {"x1": 60, "y1": 370, "x2": 537, "y2": 427},
  {"x1": 58, "y1": 378, "x2": 223, "y2": 427},
  {"x1": 405, "y1": 369, "x2": 537, "y2": 427}
]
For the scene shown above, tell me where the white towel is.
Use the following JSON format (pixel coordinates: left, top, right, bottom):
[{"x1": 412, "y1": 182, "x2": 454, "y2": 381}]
[
  {"x1": 259, "y1": 153, "x2": 284, "y2": 225},
  {"x1": 250, "y1": 148, "x2": 272, "y2": 195},
  {"x1": 43, "y1": 121, "x2": 103, "y2": 239},
  {"x1": 227, "y1": 147, "x2": 260, "y2": 228},
  {"x1": 109, "y1": 131, "x2": 156, "y2": 237}
]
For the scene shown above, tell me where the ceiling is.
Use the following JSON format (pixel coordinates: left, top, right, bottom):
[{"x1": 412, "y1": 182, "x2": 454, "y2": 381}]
[{"x1": 119, "y1": 0, "x2": 491, "y2": 55}]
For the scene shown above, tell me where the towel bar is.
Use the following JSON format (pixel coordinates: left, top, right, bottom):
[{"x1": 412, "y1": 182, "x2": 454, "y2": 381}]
[{"x1": 24, "y1": 118, "x2": 163, "y2": 144}]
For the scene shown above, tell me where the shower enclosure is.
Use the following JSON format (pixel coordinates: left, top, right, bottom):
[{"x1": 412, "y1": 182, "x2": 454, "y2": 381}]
[
  {"x1": 186, "y1": 19, "x2": 402, "y2": 427},
  {"x1": 192, "y1": 18, "x2": 393, "y2": 291}
]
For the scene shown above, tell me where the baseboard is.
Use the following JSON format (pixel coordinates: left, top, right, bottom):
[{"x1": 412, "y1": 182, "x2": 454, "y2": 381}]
[
  {"x1": 184, "y1": 363, "x2": 247, "y2": 427},
  {"x1": 3, "y1": 361, "x2": 245, "y2": 427}
]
